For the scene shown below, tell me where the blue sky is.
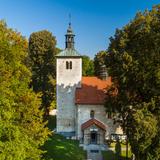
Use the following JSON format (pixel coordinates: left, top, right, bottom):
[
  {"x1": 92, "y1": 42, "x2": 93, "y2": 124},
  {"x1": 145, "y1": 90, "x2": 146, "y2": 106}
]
[{"x1": 0, "y1": 0, "x2": 159, "y2": 58}]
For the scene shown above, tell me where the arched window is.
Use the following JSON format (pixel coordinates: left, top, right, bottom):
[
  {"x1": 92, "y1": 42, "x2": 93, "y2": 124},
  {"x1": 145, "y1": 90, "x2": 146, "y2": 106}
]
[
  {"x1": 70, "y1": 61, "x2": 72, "y2": 69},
  {"x1": 90, "y1": 110, "x2": 95, "y2": 119},
  {"x1": 66, "y1": 61, "x2": 69, "y2": 69},
  {"x1": 66, "y1": 61, "x2": 72, "y2": 69}
]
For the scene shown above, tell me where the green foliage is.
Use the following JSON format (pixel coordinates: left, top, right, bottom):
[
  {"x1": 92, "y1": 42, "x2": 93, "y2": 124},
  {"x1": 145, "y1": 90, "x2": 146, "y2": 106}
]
[
  {"x1": 82, "y1": 55, "x2": 94, "y2": 76},
  {"x1": 47, "y1": 115, "x2": 56, "y2": 130},
  {"x1": 102, "y1": 150, "x2": 116, "y2": 160},
  {"x1": 128, "y1": 107, "x2": 157, "y2": 159},
  {"x1": 0, "y1": 20, "x2": 50, "y2": 160},
  {"x1": 94, "y1": 50, "x2": 107, "y2": 76},
  {"x1": 105, "y1": 5, "x2": 160, "y2": 160},
  {"x1": 42, "y1": 134, "x2": 87, "y2": 160},
  {"x1": 102, "y1": 150, "x2": 132, "y2": 160},
  {"x1": 28, "y1": 30, "x2": 59, "y2": 116}
]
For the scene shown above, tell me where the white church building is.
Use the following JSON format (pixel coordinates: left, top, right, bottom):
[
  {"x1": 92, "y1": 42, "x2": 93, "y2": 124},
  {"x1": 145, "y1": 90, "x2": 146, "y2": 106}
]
[{"x1": 56, "y1": 23, "x2": 123, "y2": 145}]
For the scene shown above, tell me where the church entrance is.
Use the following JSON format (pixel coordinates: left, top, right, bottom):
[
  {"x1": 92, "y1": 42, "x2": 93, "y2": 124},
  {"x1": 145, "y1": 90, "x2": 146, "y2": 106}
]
[
  {"x1": 90, "y1": 131, "x2": 97, "y2": 144},
  {"x1": 81, "y1": 119, "x2": 106, "y2": 145}
]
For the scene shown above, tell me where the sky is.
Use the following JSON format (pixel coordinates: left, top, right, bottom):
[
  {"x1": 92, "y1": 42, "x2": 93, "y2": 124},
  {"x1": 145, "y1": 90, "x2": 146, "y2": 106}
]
[{"x1": 0, "y1": 0, "x2": 160, "y2": 58}]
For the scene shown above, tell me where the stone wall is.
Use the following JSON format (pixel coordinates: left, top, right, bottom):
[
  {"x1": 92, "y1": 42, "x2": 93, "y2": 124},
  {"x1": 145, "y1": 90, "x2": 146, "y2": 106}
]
[
  {"x1": 56, "y1": 57, "x2": 82, "y2": 133},
  {"x1": 56, "y1": 58, "x2": 82, "y2": 87}
]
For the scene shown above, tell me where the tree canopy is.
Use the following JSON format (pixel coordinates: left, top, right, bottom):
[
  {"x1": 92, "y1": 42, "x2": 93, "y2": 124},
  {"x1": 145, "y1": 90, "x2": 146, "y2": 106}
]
[
  {"x1": 94, "y1": 50, "x2": 107, "y2": 77},
  {"x1": 82, "y1": 55, "x2": 94, "y2": 76},
  {"x1": 28, "y1": 30, "x2": 58, "y2": 116},
  {"x1": 0, "y1": 20, "x2": 50, "y2": 159},
  {"x1": 105, "y1": 5, "x2": 160, "y2": 160}
]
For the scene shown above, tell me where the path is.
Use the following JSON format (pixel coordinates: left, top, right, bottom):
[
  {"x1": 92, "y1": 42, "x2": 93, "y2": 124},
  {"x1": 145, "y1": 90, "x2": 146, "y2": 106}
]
[
  {"x1": 87, "y1": 149, "x2": 103, "y2": 160},
  {"x1": 85, "y1": 144, "x2": 107, "y2": 160}
]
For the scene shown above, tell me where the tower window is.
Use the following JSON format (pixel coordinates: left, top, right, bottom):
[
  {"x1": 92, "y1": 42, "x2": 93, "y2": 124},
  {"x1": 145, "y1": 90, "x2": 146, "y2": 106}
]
[
  {"x1": 90, "y1": 110, "x2": 95, "y2": 119},
  {"x1": 70, "y1": 61, "x2": 72, "y2": 69},
  {"x1": 66, "y1": 61, "x2": 72, "y2": 69},
  {"x1": 66, "y1": 61, "x2": 69, "y2": 69}
]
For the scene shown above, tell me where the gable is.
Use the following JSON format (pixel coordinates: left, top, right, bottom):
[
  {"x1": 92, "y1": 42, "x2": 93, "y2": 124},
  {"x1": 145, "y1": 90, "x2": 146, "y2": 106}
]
[{"x1": 81, "y1": 118, "x2": 106, "y2": 131}]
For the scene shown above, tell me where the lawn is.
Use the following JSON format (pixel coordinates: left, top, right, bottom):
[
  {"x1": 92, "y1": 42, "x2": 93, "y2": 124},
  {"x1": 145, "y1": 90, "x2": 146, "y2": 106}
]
[
  {"x1": 102, "y1": 150, "x2": 132, "y2": 160},
  {"x1": 42, "y1": 133, "x2": 86, "y2": 160},
  {"x1": 102, "y1": 142, "x2": 132, "y2": 160},
  {"x1": 43, "y1": 115, "x2": 86, "y2": 160}
]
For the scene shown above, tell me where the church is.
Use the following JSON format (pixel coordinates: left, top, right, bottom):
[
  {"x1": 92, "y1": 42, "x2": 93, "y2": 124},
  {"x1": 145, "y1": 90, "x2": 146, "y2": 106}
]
[{"x1": 56, "y1": 23, "x2": 123, "y2": 146}]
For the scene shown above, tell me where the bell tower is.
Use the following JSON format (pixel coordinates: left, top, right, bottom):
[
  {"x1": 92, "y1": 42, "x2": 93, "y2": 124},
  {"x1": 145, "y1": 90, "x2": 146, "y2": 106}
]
[
  {"x1": 56, "y1": 22, "x2": 82, "y2": 137},
  {"x1": 65, "y1": 22, "x2": 75, "y2": 49}
]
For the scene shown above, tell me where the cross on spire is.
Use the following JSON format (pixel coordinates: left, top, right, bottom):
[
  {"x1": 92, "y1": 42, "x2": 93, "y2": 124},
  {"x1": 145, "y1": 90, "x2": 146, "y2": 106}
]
[{"x1": 69, "y1": 13, "x2": 71, "y2": 27}]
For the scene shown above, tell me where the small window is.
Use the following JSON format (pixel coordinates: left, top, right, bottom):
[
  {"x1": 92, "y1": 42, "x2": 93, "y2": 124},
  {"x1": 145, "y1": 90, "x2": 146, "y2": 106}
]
[
  {"x1": 70, "y1": 61, "x2": 72, "y2": 69},
  {"x1": 90, "y1": 110, "x2": 95, "y2": 118},
  {"x1": 66, "y1": 61, "x2": 69, "y2": 69},
  {"x1": 66, "y1": 61, "x2": 72, "y2": 69}
]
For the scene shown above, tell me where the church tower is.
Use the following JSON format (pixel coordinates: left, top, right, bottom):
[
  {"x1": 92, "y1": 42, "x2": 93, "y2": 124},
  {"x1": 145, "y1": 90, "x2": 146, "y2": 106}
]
[
  {"x1": 56, "y1": 23, "x2": 82, "y2": 137},
  {"x1": 65, "y1": 22, "x2": 75, "y2": 49}
]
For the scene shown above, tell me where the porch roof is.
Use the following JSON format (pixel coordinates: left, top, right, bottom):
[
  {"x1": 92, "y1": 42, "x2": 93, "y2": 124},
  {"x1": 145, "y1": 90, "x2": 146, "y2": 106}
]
[{"x1": 81, "y1": 118, "x2": 106, "y2": 131}]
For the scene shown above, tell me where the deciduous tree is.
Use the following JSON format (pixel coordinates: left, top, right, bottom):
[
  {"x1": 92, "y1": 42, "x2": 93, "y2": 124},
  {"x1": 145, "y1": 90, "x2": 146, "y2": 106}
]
[
  {"x1": 0, "y1": 20, "x2": 50, "y2": 160},
  {"x1": 28, "y1": 30, "x2": 58, "y2": 116},
  {"x1": 105, "y1": 5, "x2": 160, "y2": 159},
  {"x1": 94, "y1": 51, "x2": 107, "y2": 76},
  {"x1": 82, "y1": 55, "x2": 94, "y2": 76}
]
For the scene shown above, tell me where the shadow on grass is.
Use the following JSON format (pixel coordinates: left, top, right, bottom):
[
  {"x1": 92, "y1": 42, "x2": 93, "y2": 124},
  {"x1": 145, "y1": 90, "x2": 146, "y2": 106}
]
[
  {"x1": 102, "y1": 140, "x2": 131, "y2": 160},
  {"x1": 102, "y1": 150, "x2": 131, "y2": 160},
  {"x1": 42, "y1": 134, "x2": 86, "y2": 160},
  {"x1": 103, "y1": 139, "x2": 132, "y2": 160}
]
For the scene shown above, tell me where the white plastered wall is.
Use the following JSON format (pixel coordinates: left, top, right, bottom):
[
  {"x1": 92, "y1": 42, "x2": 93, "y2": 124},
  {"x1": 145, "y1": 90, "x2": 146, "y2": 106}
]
[
  {"x1": 56, "y1": 57, "x2": 82, "y2": 133},
  {"x1": 76, "y1": 104, "x2": 122, "y2": 139}
]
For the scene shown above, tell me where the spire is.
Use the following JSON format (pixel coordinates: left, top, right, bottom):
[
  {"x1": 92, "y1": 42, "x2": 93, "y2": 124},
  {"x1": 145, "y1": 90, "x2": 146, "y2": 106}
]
[
  {"x1": 69, "y1": 13, "x2": 71, "y2": 26},
  {"x1": 65, "y1": 14, "x2": 75, "y2": 49},
  {"x1": 57, "y1": 15, "x2": 81, "y2": 57}
]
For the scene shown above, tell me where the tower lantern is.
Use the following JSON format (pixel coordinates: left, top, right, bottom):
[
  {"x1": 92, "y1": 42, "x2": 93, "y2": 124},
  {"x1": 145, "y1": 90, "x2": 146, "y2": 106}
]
[{"x1": 65, "y1": 23, "x2": 75, "y2": 49}]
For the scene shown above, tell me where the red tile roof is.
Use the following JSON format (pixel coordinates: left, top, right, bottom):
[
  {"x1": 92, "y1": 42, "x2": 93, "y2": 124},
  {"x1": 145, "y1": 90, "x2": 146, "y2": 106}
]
[
  {"x1": 75, "y1": 76, "x2": 112, "y2": 105},
  {"x1": 81, "y1": 118, "x2": 106, "y2": 131}
]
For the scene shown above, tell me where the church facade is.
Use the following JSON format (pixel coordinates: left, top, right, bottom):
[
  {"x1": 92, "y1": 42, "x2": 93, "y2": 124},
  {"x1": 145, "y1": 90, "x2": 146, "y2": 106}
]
[{"x1": 56, "y1": 23, "x2": 123, "y2": 145}]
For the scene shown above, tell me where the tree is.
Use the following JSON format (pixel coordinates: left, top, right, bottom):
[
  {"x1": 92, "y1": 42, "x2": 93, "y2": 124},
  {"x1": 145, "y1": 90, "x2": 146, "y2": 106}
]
[
  {"x1": 115, "y1": 139, "x2": 121, "y2": 159},
  {"x1": 94, "y1": 50, "x2": 107, "y2": 76},
  {"x1": 82, "y1": 55, "x2": 94, "y2": 76},
  {"x1": 128, "y1": 106, "x2": 158, "y2": 160},
  {"x1": 0, "y1": 20, "x2": 50, "y2": 159},
  {"x1": 28, "y1": 30, "x2": 58, "y2": 116},
  {"x1": 105, "y1": 5, "x2": 160, "y2": 160}
]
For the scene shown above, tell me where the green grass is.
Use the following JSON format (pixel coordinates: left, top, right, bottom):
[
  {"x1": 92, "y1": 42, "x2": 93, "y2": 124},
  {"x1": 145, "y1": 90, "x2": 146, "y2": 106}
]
[
  {"x1": 43, "y1": 116, "x2": 86, "y2": 160},
  {"x1": 102, "y1": 150, "x2": 132, "y2": 160},
  {"x1": 42, "y1": 134, "x2": 87, "y2": 160},
  {"x1": 102, "y1": 142, "x2": 132, "y2": 160},
  {"x1": 102, "y1": 150, "x2": 116, "y2": 160},
  {"x1": 108, "y1": 141, "x2": 126, "y2": 148}
]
